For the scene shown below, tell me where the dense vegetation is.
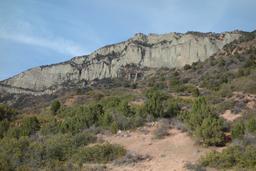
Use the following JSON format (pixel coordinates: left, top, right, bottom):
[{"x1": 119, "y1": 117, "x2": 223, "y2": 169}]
[{"x1": 1, "y1": 31, "x2": 256, "y2": 170}]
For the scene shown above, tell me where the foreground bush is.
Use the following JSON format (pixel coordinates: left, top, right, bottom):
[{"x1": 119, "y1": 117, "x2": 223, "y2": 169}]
[
  {"x1": 0, "y1": 104, "x2": 17, "y2": 121},
  {"x1": 179, "y1": 97, "x2": 225, "y2": 146},
  {"x1": 200, "y1": 145, "x2": 256, "y2": 170},
  {"x1": 73, "y1": 143, "x2": 126, "y2": 164},
  {"x1": 145, "y1": 88, "x2": 167, "y2": 118}
]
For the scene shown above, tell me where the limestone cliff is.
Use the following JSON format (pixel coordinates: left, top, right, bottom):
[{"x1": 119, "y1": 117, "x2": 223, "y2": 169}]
[{"x1": 0, "y1": 31, "x2": 242, "y2": 95}]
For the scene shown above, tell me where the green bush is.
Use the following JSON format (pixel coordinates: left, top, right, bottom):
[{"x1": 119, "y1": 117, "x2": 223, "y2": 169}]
[
  {"x1": 145, "y1": 88, "x2": 167, "y2": 118},
  {"x1": 89, "y1": 104, "x2": 104, "y2": 124},
  {"x1": 111, "y1": 122, "x2": 118, "y2": 134},
  {"x1": 0, "y1": 137, "x2": 30, "y2": 170},
  {"x1": 200, "y1": 145, "x2": 256, "y2": 170},
  {"x1": 118, "y1": 101, "x2": 135, "y2": 117},
  {"x1": 71, "y1": 132, "x2": 97, "y2": 147},
  {"x1": 231, "y1": 121, "x2": 245, "y2": 139},
  {"x1": 195, "y1": 116, "x2": 225, "y2": 146},
  {"x1": 183, "y1": 64, "x2": 191, "y2": 70},
  {"x1": 0, "y1": 120, "x2": 9, "y2": 138},
  {"x1": 73, "y1": 143, "x2": 126, "y2": 164},
  {"x1": 19, "y1": 117, "x2": 40, "y2": 137},
  {"x1": 185, "y1": 97, "x2": 212, "y2": 130},
  {"x1": 50, "y1": 100, "x2": 61, "y2": 114},
  {"x1": 45, "y1": 134, "x2": 72, "y2": 161},
  {"x1": 180, "y1": 97, "x2": 225, "y2": 146},
  {"x1": 162, "y1": 100, "x2": 180, "y2": 118},
  {"x1": 246, "y1": 118, "x2": 256, "y2": 133},
  {"x1": 0, "y1": 104, "x2": 17, "y2": 121}
]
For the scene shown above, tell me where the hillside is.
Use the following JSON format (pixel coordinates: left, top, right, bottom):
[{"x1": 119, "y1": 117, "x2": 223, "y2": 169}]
[
  {"x1": 0, "y1": 30, "x2": 256, "y2": 171},
  {"x1": 0, "y1": 31, "x2": 241, "y2": 95}
]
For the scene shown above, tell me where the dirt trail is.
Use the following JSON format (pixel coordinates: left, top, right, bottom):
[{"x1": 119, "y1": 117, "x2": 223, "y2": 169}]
[{"x1": 103, "y1": 124, "x2": 210, "y2": 171}]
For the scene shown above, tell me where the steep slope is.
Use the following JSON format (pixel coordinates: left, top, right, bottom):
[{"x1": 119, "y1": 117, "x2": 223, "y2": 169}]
[{"x1": 0, "y1": 31, "x2": 241, "y2": 95}]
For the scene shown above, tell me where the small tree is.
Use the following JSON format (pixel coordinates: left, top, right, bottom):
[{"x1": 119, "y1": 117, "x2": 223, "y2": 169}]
[
  {"x1": 0, "y1": 104, "x2": 17, "y2": 121},
  {"x1": 145, "y1": 88, "x2": 167, "y2": 118},
  {"x1": 196, "y1": 116, "x2": 225, "y2": 146},
  {"x1": 187, "y1": 97, "x2": 212, "y2": 130},
  {"x1": 89, "y1": 104, "x2": 104, "y2": 124},
  {"x1": 51, "y1": 100, "x2": 61, "y2": 114},
  {"x1": 246, "y1": 118, "x2": 256, "y2": 133},
  {"x1": 20, "y1": 116, "x2": 40, "y2": 136},
  {"x1": 231, "y1": 121, "x2": 245, "y2": 139}
]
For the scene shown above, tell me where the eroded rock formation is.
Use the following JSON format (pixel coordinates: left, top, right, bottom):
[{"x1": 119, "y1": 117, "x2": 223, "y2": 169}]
[{"x1": 0, "y1": 31, "x2": 242, "y2": 95}]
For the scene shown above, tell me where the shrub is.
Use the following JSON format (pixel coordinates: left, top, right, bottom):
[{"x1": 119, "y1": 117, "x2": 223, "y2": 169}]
[
  {"x1": 246, "y1": 118, "x2": 256, "y2": 133},
  {"x1": 162, "y1": 100, "x2": 180, "y2": 118},
  {"x1": 71, "y1": 132, "x2": 97, "y2": 148},
  {"x1": 185, "y1": 97, "x2": 212, "y2": 131},
  {"x1": 0, "y1": 120, "x2": 9, "y2": 138},
  {"x1": 40, "y1": 118, "x2": 60, "y2": 135},
  {"x1": 118, "y1": 101, "x2": 135, "y2": 117},
  {"x1": 200, "y1": 145, "x2": 256, "y2": 170},
  {"x1": 111, "y1": 122, "x2": 118, "y2": 134},
  {"x1": 153, "y1": 119, "x2": 169, "y2": 139},
  {"x1": 112, "y1": 113, "x2": 130, "y2": 130},
  {"x1": 89, "y1": 104, "x2": 104, "y2": 124},
  {"x1": 231, "y1": 121, "x2": 245, "y2": 139},
  {"x1": 145, "y1": 88, "x2": 167, "y2": 118},
  {"x1": 0, "y1": 104, "x2": 17, "y2": 121},
  {"x1": 184, "y1": 64, "x2": 191, "y2": 70},
  {"x1": 45, "y1": 134, "x2": 72, "y2": 161},
  {"x1": 50, "y1": 100, "x2": 61, "y2": 114},
  {"x1": 98, "y1": 112, "x2": 113, "y2": 128},
  {"x1": 73, "y1": 143, "x2": 126, "y2": 164},
  {"x1": 19, "y1": 116, "x2": 40, "y2": 137},
  {"x1": 195, "y1": 116, "x2": 225, "y2": 146},
  {"x1": 0, "y1": 137, "x2": 30, "y2": 170},
  {"x1": 181, "y1": 97, "x2": 225, "y2": 146}
]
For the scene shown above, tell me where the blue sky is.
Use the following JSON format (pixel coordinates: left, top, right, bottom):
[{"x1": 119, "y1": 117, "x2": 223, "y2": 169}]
[{"x1": 0, "y1": 0, "x2": 256, "y2": 80}]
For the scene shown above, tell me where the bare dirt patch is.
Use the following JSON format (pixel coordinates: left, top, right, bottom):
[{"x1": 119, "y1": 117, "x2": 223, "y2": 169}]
[
  {"x1": 221, "y1": 110, "x2": 242, "y2": 122},
  {"x1": 103, "y1": 123, "x2": 209, "y2": 171}
]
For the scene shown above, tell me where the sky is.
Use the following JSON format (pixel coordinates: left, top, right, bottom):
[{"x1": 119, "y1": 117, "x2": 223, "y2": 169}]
[{"x1": 0, "y1": 0, "x2": 256, "y2": 80}]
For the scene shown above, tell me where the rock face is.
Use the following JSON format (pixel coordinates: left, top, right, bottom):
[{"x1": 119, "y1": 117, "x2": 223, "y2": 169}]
[{"x1": 0, "y1": 31, "x2": 241, "y2": 95}]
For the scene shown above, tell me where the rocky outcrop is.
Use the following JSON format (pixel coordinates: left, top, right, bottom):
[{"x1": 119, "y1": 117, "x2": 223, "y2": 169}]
[{"x1": 0, "y1": 31, "x2": 242, "y2": 95}]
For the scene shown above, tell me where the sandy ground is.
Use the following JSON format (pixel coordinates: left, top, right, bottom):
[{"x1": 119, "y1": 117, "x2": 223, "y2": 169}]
[
  {"x1": 102, "y1": 124, "x2": 210, "y2": 171},
  {"x1": 221, "y1": 110, "x2": 242, "y2": 122}
]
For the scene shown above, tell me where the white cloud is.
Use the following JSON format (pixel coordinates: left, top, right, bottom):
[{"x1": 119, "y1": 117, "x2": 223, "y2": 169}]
[{"x1": 0, "y1": 31, "x2": 86, "y2": 56}]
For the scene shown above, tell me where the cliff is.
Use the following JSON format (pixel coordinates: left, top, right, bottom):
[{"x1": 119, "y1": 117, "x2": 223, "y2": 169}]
[{"x1": 0, "y1": 31, "x2": 242, "y2": 95}]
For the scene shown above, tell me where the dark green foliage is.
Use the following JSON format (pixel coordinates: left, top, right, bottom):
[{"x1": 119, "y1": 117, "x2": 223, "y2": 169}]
[
  {"x1": 200, "y1": 145, "x2": 256, "y2": 170},
  {"x1": 4, "y1": 116, "x2": 41, "y2": 138},
  {"x1": 89, "y1": 104, "x2": 104, "y2": 124},
  {"x1": 145, "y1": 88, "x2": 167, "y2": 118},
  {"x1": 246, "y1": 118, "x2": 256, "y2": 133},
  {"x1": 0, "y1": 104, "x2": 17, "y2": 121},
  {"x1": 162, "y1": 100, "x2": 180, "y2": 118},
  {"x1": 183, "y1": 64, "x2": 191, "y2": 70},
  {"x1": 180, "y1": 97, "x2": 225, "y2": 146},
  {"x1": 0, "y1": 120, "x2": 9, "y2": 138},
  {"x1": 111, "y1": 122, "x2": 118, "y2": 133},
  {"x1": 231, "y1": 121, "x2": 245, "y2": 139},
  {"x1": 119, "y1": 101, "x2": 135, "y2": 117},
  {"x1": 73, "y1": 143, "x2": 126, "y2": 164},
  {"x1": 45, "y1": 134, "x2": 72, "y2": 161},
  {"x1": 72, "y1": 132, "x2": 97, "y2": 148},
  {"x1": 195, "y1": 116, "x2": 225, "y2": 146},
  {"x1": 184, "y1": 97, "x2": 212, "y2": 130},
  {"x1": 192, "y1": 87, "x2": 200, "y2": 97},
  {"x1": 0, "y1": 137, "x2": 30, "y2": 170},
  {"x1": 50, "y1": 100, "x2": 61, "y2": 114},
  {"x1": 20, "y1": 116, "x2": 40, "y2": 137},
  {"x1": 98, "y1": 112, "x2": 113, "y2": 128},
  {"x1": 40, "y1": 118, "x2": 60, "y2": 135}
]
